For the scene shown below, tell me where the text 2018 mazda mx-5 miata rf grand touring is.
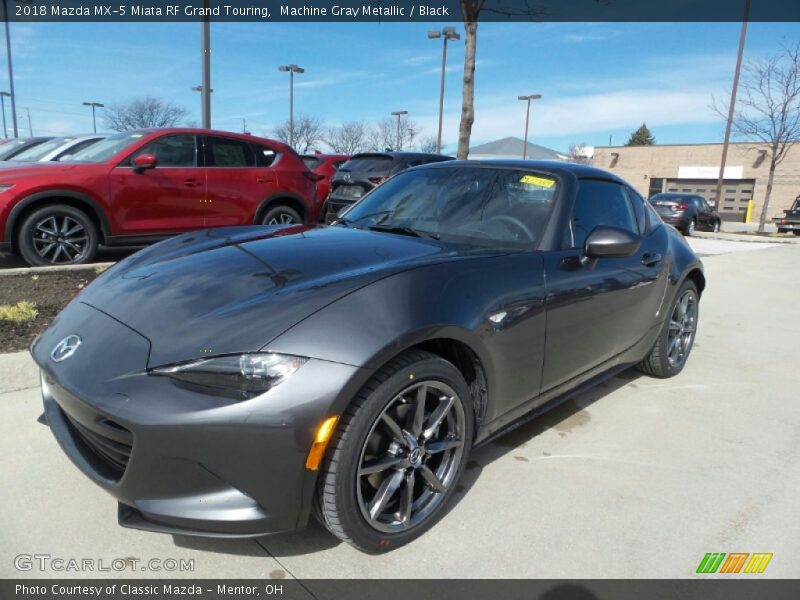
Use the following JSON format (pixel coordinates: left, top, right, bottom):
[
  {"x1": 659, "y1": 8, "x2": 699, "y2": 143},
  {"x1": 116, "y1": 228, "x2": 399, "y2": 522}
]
[{"x1": 32, "y1": 161, "x2": 704, "y2": 553}]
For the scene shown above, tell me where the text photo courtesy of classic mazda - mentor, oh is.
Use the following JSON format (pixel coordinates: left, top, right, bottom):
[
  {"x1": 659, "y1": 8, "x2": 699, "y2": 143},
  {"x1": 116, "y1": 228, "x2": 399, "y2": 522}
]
[{"x1": 31, "y1": 161, "x2": 703, "y2": 553}]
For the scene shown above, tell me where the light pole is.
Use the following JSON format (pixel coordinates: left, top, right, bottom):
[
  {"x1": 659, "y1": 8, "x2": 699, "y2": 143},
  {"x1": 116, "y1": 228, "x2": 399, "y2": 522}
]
[
  {"x1": 200, "y1": 0, "x2": 211, "y2": 128},
  {"x1": 427, "y1": 26, "x2": 460, "y2": 154},
  {"x1": 391, "y1": 110, "x2": 408, "y2": 150},
  {"x1": 714, "y1": 0, "x2": 750, "y2": 211},
  {"x1": 278, "y1": 64, "x2": 304, "y2": 148},
  {"x1": 0, "y1": 91, "x2": 9, "y2": 139},
  {"x1": 82, "y1": 101, "x2": 104, "y2": 133},
  {"x1": 2, "y1": 0, "x2": 22, "y2": 138},
  {"x1": 517, "y1": 94, "x2": 542, "y2": 159}
]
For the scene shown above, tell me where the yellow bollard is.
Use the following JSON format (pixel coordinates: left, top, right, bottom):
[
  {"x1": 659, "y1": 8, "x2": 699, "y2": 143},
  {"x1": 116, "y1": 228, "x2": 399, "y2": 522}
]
[{"x1": 745, "y1": 199, "x2": 753, "y2": 223}]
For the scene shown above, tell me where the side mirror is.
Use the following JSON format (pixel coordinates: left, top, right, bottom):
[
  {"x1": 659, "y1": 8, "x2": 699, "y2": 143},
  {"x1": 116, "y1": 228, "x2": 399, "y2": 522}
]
[
  {"x1": 132, "y1": 153, "x2": 157, "y2": 172},
  {"x1": 582, "y1": 226, "x2": 641, "y2": 265}
]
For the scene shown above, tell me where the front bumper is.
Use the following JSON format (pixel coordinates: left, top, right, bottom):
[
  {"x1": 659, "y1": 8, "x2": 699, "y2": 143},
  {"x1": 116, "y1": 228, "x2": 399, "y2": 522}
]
[
  {"x1": 775, "y1": 221, "x2": 800, "y2": 231},
  {"x1": 33, "y1": 301, "x2": 364, "y2": 538}
]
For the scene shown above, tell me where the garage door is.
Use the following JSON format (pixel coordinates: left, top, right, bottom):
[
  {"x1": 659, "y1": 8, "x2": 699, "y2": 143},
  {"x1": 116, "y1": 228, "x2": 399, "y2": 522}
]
[{"x1": 664, "y1": 179, "x2": 754, "y2": 222}]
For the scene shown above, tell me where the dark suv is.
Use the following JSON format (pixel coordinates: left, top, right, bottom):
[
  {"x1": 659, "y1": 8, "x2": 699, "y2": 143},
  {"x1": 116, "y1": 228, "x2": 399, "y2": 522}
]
[
  {"x1": 649, "y1": 193, "x2": 722, "y2": 235},
  {"x1": 324, "y1": 152, "x2": 453, "y2": 223}
]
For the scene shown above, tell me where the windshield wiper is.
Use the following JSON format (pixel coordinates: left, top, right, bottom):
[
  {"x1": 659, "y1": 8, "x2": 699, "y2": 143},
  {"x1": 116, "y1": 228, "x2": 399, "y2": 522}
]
[{"x1": 368, "y1": 224, "x2": 440, "y2": 240}]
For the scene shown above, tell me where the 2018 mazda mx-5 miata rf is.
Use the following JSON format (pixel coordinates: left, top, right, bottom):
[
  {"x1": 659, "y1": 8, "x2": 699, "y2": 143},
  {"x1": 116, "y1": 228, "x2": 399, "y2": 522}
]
[{"x1": 32, "y1": 161, "x2": 704, "y2": 553}]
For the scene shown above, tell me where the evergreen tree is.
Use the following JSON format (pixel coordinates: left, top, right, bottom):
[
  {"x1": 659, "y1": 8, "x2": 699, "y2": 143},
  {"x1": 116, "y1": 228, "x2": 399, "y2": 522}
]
[{"x1": 625, "y1": 123, "x2": 656, "y2": 146}]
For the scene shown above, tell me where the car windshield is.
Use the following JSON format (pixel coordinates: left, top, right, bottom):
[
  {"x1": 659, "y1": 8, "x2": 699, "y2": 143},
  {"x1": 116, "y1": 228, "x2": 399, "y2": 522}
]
[
  {"x1": 0, "y1": 139, "x2": 41, "y2": 160},
  {"x1": 8, "y1": 137, "x2": 75, "y2": 162},
  {"x1": 65, "y1": 131, "x2": 148, "y2": 163},
  {"x1": 339, "y1": 167, "x2": 558, "y2": 249}
]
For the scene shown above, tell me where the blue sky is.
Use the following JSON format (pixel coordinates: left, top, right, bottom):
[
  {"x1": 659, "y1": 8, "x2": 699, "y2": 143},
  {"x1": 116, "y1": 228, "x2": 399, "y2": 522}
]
[{"x1": 2, "y1": 21, "x2": 799, "y2": 153}]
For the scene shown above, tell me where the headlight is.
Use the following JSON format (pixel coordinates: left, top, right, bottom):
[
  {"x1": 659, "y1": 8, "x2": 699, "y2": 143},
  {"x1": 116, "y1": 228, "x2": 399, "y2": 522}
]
[
  {"x1": 0, "y1": 184, "x2": 14, "y2": 193},
  {"x1": 151, "y1": 353, "x2": 307, "y2": 399}
]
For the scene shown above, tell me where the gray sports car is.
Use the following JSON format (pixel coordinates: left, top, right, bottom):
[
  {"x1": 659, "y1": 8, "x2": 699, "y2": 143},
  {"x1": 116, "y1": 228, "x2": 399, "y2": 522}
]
[{"x1": 32, "y1": 161, "x2": 704, "y2": 553}]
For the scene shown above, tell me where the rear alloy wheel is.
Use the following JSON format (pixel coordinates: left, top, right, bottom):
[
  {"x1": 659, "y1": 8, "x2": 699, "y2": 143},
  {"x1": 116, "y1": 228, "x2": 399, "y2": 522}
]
[
  {"x1": 18, "y1": 205, "x2": 98, "y2": 266},
  {"x1": 712, "y1": 220, "x2": 721, "y2": 233},
  {"x1": 637, "y1": 279, "x2": 699, "y2": 378},
  {"x1": 685, "y1": 218, "x2": 696, "y2": 236},
  {"x1": 261, "y1": 205, "x2": 301, "y2": 226},
  {"x1": 315, "y1": 350, "x2": 473, "y2": 553}
]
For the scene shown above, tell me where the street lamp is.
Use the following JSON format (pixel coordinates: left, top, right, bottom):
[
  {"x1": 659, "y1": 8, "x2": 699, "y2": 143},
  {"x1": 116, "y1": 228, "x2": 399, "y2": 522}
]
[
  {"x1": 0, "y1": 91, "x2": 10, "y2": 139},
  {"x1": 82, "y1": 101, "x2": 104, "y2": 133},
  {"x1": 391, "y1": 110, "x2": 408, "y2": 151},
  {"x1": 427, "y1": 26, "x2": 460, "y2": 154},
  {"x1": 199, "y1": 0, "x2": 211, "y2": 129},
  {"x1": 517, "y1": 94, "x2": 542, "y2": 159},
  {"x1": 1, "y1": 0, "x2": 29, "y2": 138},
  {"x1": 278, "y1": 64, "x2": 304, "y2": 148}
]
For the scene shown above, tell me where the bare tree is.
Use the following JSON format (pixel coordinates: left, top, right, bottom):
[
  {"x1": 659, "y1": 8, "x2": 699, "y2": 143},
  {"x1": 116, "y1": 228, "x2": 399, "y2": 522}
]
[
  {"x1": 324, "y1": 121, "x2": 372, "y2": 154},
  {"x1": 416, "y1": 135, "x2": 439, "y2": 153},
  {"x1": 715, "y1": 42, "x2": 800, "y2": 232},
  {"x1": 104, "y1": 97, "x2": 188, "y2": 131},
  {"x1": 272, "y1": 115, "x2": 325, "y2": 153},
  {"x1": 372, "y1": 116, "x2": 419, "y2": 151},
  {"x1": 568, "y1": 143, "x2": 591, "y2": 164},
  {"x1": 456, "y1": 1, "x2": 484, "y2": 159}
]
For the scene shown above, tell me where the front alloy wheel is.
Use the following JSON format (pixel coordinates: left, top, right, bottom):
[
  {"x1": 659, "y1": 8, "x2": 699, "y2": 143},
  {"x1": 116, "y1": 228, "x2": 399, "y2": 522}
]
[
  {"x1": 315, "y1": 350, "x2": 474, "y2": 553},
  {"x1": 18, "y1": 204, "x2": 99, "y2": 266},
  {"x1": 357, "y1": 381, "x2": 466, "y2": 533}
]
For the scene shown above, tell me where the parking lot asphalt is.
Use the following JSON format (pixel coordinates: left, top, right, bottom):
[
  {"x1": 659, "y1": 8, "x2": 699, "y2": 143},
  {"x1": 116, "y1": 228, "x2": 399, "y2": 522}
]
[{"x1": 1, "y1": 241, "x2": 798, "y2": 579}]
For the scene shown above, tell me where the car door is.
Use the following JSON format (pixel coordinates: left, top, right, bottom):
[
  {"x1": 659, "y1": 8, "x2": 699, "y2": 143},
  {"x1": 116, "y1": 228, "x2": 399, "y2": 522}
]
[
  {"x1": 203, "y1": 135, "x2": 278, "y2": 227},
  {"x1": 108, "y1": 134, "x2": 205, "y2": 234},
  {"x1": 696, "y1": 196, "x2": 716, "y2": 229},
  {"x1": 540, "y1": 178, "x2": 668, "y2": 392}
]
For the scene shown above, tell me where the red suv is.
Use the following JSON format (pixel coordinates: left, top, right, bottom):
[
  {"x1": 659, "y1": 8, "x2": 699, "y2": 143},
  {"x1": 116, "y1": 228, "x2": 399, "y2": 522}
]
[
  {"x1": 301, "y1": 152, "x2": 350, "y2": 217},
  {"x1": 0, "y1": 128, "x2": 318, "y2": 266}
]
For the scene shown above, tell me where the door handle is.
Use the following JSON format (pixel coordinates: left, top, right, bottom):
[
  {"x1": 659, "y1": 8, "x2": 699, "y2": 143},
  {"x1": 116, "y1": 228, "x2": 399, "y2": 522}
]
[
  {"x1": 183, "y1": 178, "x2": 200, "y2": 187},
  {"x1": 641, "y1": 252, "x2": 663, "y2": 267},
  {"x1": 257, "y1": 177, "x2": 273, "y2": 184}
]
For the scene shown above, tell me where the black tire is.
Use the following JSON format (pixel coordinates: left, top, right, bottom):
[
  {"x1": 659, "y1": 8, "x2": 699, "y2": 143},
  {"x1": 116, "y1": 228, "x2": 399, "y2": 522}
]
[
  {"x1": 637, "y1": 279, "x2": 699, "y2": 378},
  {"x1": 684, "y1": 218, "x2": 696, "y2": 236},
  {"x1": 793, "y1": 231, "x2": 800, "y2": 237},
  {"x1": 17, "y1": 204, "x2": 98, "y2": 266},
  {"x1": 712, "y1": 220, "x2": 721, "y2": 233},
  {"x1": 315, "y1": 349, "x2": 474, "y2": 553},
  {"x1": 260, "y1": 205, "x2": 302, "y2": 226}
]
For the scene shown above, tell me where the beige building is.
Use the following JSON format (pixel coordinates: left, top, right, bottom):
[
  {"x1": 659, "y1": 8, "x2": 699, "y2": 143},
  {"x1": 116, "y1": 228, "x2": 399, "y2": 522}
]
[{"x1": 592, "y1": 142, "x2": 800, "y2": 222}]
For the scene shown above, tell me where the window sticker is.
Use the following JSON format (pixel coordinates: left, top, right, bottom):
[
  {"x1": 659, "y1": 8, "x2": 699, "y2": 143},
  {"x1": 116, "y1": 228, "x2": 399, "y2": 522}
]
[{"x1": 519, "y1": 174, "x2": 555, "y2": 188}]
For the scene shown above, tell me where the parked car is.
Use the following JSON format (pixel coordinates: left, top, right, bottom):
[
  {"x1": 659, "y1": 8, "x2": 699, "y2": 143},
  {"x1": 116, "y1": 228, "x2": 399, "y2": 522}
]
[
  {"x1": 324, "y1": 151, "x2": 454, "y2": 223},
  {"x1": 301, "y1": 152, "x2": 349, "y2": 215},
  {"x1": 1, "y1": 134, "x2": 107, "y2": 164},
  {"x1": 648, "y1": 192, "x2": 721, "y2": 235},
  {"x1": 33, "y1": 160, "x2": 704, "y2": 553},
  {"x1": 0, "y1": 128, "x2": 318, "y2": 266},
  {"x1": 773, "y1": 195, "x2": 800, "y2": 235},
  {"x1": 0, "y1": 137, "x2": 53, "y2": 161}
]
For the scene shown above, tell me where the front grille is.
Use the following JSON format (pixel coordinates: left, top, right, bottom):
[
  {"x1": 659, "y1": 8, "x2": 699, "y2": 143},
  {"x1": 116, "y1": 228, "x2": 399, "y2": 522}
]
[{"x1": 64, "y1": 413, "x2": 132, "y2": 478}]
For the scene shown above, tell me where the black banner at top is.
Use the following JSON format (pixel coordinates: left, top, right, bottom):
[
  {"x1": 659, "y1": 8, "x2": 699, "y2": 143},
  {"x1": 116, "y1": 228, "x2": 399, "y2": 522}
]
[{"x1": 2, "y1": 0, "x2": 800, "y2": 23}]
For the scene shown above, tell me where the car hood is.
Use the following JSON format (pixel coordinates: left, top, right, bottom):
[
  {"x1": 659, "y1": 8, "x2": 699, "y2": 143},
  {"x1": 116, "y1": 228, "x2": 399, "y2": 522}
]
[
  {"x1": 0, "y1": 161, "x2": 88, "y2": 179},
  {"x1": 78, "y1": 225, "x2": 458, "y2": 367}
]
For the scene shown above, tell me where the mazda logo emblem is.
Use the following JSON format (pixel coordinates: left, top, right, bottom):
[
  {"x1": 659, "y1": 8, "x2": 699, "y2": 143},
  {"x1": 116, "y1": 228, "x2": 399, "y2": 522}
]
[{"x1": 51, "y1": 335, "x2": 82, "y2": 363}]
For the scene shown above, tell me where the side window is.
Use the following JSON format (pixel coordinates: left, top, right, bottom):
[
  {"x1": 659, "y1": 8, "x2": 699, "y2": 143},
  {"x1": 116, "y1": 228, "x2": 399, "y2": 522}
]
[
  {"x1": 207, "y1": 137, "x2": 256, "y2": 167},
  {"x1": 625, "y1": 187, "x2": 647, "y2": 234},
  {"x1": 252, "y1": 144, "x2": 279, "y2": 167},
  {"x1": 134, "y1": 135, "x2": 197, "y2": 167},
  {"x1": 565, "y1": 179, "x2": 638, "y2": 249}
]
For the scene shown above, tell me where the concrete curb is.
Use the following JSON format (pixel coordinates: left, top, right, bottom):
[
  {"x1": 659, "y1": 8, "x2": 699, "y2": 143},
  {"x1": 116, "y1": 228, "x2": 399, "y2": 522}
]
[
  {"x1": 0, "y1": 262, "x2": 114, "y2": 277},
  {"x1": 694, "y1": 231, "x2": 800, "y2": 244},
  {"x1": 0, "y1": 350, "x2": 39, "y2": 394}
]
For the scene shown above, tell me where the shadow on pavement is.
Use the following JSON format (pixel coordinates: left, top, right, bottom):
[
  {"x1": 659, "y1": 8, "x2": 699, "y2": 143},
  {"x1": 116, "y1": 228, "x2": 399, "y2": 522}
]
[{"x1": 175, "y1": 368, "x2": 642, "y2": 559}]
